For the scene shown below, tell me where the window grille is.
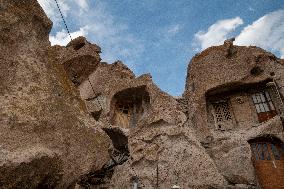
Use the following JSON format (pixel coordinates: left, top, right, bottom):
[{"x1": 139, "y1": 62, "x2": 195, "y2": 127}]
[{"x1": 212, "y1": 100, "x2": 232, "y2": 122}]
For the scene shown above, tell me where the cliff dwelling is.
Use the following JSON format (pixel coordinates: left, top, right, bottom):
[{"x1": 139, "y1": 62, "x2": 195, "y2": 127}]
[
  {"x1": 0, "y1": 1, "x2": 284, "y2": 189},
  {"x1": 206, "y1": 80, "x2": 282, "y2": 131},
  {"x1": 110, "y1": 86, "x2": 150, "y2": 129}
]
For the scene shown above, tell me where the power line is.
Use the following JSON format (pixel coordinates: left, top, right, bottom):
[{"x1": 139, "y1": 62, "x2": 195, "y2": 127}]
[
  {"x1": 54, "y1": 0, "x2": 112, "y2": 122},
  {"x1": 54, "y1": 0, "x2": 112, "y2": 127},
  {"x1": 54, "y1": 0, "x2": 72, "y2": 41},
  {"x1": 54, "y1": 1, "x2": 140, "y2": 188}
]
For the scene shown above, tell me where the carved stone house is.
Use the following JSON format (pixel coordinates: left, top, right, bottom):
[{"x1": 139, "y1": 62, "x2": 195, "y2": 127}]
[
  {"x1": 184, "y1": 40, "x2": 284, "y2": 189},
  {"x1": 1, "y1": 1, "x2": 284, "y2": 189},
  {"x1": 110, "y1": 86, "x2": 150, "y2": 129},
  {"x1": 206, "y1": 80, "x2": 281, "y2": 131}
]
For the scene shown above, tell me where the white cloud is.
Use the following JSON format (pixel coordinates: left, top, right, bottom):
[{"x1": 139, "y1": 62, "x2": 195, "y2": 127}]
[
  {"x1": 75, "y1": 0, "x2": 89, "y2": 11},
  {"x1": 194, "y1": 17, "x2": 243, "y2": 50},
  {"x1": 235, "y1": 9, "x2": 284, "y2": 58},
  {"x1": 167, "y1": 24, "x2": 182, "y2": 36},
  {"x1": 194, "y1": 9, "x2": 284, "y2": 58},
  {"x1": 158, "y1": 24, "x2": 183, "y2": 43},
  {"x1": 39, "y1": 0, "x2": 144, "y2": 67},
  {"x1": 75, "y1": 1, "x2": 144, "y2": 65},
  {"x1": 280, "y1": 48, "x2": 284, "y2": 59},
  {"x1": 38, "y1": 0, "x2": 89, "y2": 26},
  {"x1": 49, "y1": 27, "x2": 88, "y2": 46},
  {"x1": 38, "y1": 0, "x2": 70, "y2": 26}
]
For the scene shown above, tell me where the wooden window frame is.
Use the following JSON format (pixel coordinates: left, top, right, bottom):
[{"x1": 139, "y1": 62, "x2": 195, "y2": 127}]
[{"x1": 251, "y1": 90, "x2": 277, "y2": 123}]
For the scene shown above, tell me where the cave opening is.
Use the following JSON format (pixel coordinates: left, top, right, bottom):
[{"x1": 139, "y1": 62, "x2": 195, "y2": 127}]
[{"x1": 111, "y1": 86, "x2": 150, "y2": 129}]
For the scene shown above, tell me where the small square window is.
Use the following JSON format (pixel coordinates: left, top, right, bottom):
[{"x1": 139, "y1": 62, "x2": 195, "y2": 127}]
[
  {"x1": 123, "y1": 109, "x2": 129, "y2": 114},
  {"x1": 251, "y1": 90, "x2": 277, "y2": 122},
  {"x1": 212, "y1": 100, "x2": 232, "y2": 123}
]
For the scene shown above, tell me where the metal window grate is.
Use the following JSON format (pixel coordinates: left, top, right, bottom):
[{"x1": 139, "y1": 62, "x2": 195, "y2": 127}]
[{"x1": 212, "y1": 101, "x2": 232, "y2": 122}]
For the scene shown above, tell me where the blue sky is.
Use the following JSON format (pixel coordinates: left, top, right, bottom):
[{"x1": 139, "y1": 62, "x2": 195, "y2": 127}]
[{"x1": 38, "y1": 0, "x2": 284, "y2": 96}]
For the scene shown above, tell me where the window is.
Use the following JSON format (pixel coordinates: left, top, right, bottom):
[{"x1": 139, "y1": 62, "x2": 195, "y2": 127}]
[
  {"x1": 251, "y1": 90, "x2": 277, "y2": 122},
  {"x1": 252, "y1": 91, "x2": 275, "y2": 113},
  {"x1": 212, "y1": 100, "x2": 232, "y2": 122},
  {"x1": 111, "y1": 86, "x2": 150, "y2": 129},
  {"x1": 250, "y1": 142, "x2": 284, "y2": 161},
  {"x1": 113, "y1": 103, "x2": 132, "y2": 128},
  {"x1": 271, "y1": 144, "x2": 281, "y2": 160},
  {"x1": 211, "y1": 100, "x2": 234, "y2": 131},
  {"x1": 117, "y1": 104, "x2": 131, "y2": 115}
]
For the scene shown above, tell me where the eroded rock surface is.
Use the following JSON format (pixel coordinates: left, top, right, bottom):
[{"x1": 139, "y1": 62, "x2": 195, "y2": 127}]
[
  {"x1": 0, "y1": 1, "x2": 111, "y2": 188},
  {"x1": 183, "y1": 40, "x2": 284, "y2": 187},
  {"x1": 1, "y1": 1, "x2": 284, "y2": 189},
  {"x1": 73, "y1": 60, "x2": 226, "y2": 188}
]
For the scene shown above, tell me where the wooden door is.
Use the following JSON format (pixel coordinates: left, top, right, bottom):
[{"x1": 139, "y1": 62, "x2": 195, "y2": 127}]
[{"x1": 250, "y1": 139, "x2": 284, "y2": 189}]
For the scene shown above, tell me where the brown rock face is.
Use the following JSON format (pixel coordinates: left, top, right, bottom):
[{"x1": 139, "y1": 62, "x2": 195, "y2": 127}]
[
  {"x1": 59, "y1": 37, "x2": 284, "y2": 189},
  {"x1": 55, "y1": 36, "x2": 102, "y2": 87},
  {"x1": 74, "y1": 60, "x2": 226, "y2": 188},
  {"x1": 184, "y1": 40, "x2": 284, "y2": 187},
  {"x1": 0, "y1": 1, "x2": 111, "y2": 188},
  {"x1": 1, "y1": 1, "x2": 284, "y2": 189}
]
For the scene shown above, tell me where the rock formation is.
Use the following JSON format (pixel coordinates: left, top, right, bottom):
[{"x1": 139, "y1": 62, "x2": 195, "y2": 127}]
[
  {"x1": 75, "y1": 59, "x2": 226, "y2": 188},
  {"x1": 183, "y1": 40, "x2": 284, "y2": 188},
  {"x1": 0, "y1": 1, "x2": 111, "y2": 188},
  {"x1": 0, "y1": 1, "x2": 284, "y2": 189}
]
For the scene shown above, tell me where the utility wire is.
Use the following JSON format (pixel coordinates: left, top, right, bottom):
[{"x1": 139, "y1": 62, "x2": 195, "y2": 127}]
[
  {"x1": 54, "y1": 0, "x2": 72, "y2": 42},
  {"x1": 54, "y1": 0, "x2": 107, "y2": 122},
  {"x1": 54, "y1": 2, "x2": 142, "y2": 187}
]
